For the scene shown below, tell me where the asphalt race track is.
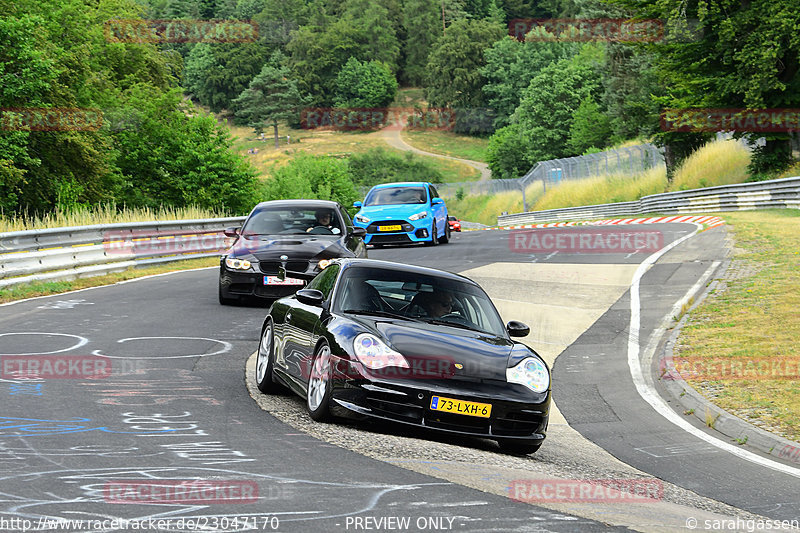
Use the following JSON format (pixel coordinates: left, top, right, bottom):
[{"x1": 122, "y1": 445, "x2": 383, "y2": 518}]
[{"x1": 1, "y1": 222, "x2": 798, "y2": 533}]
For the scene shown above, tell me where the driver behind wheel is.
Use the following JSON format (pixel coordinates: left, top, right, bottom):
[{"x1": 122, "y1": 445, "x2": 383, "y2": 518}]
[
  {"x1": 414, "y1": 290, "x2": 455, "y2": 318},
  {"x1": 307, "y1": 209, "x2": 340, "y2": 234}
]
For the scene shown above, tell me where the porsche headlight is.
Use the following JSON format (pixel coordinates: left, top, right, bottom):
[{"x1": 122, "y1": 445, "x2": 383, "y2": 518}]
[
  {"x1": 409, "y1": 211, "x2": 428, "y2": 221},
  {"x1": 353, "y1": 333, "x2": 409, "y2": 370},
  {"x1": 318, "y1": 259, "x2": 331, "y2": 270},
  {"x1": 355, "y1": 214, "x2": 370, "y2": 224},
  {"x1": 225, "y1": 257, "x2": 252, "y2": 270},
  {"x1": 506, "y1": 357, "x2": 549, "y2": 393}
]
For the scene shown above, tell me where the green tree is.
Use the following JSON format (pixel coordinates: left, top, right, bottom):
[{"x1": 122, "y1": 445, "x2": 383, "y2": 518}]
[
  {"x1": 486, "y1": 123, "x2": 531, "y2": 179},
  {"x1": 425, "y1": 18, "x2": 505, "y2": 108},
  {"x1": 232, "y1": 51, "x2": 305, "y2": 147},
  {"x1": 286, "y1": 0, "x2": 400, "y2": 106},
  {"x1": 334, "y1": 58, "x2": 398, "y2": 108},
  {"x1": 401, "y1": 0, "x2": 441, "y2": 86},
  {"x1": 481, "y1": 36, "x2": 578, "y2": 128},
  {"x1": 612, "y1": 0, "x2": 800, "y2": 176},
  {"x1": 113, "y1": 85, "x2": 258, "y2": 212},
  {"x1": 264, "y1": 154, "x2": 358, "y2": 207},
  {"x1": 602, "y1": 44, "x2": 661, "y2": 144},
  {"x1": 348, "y1": 148, "x2": 444, "y2": 186},
  {"x1": 508, "y1": 45, "x2": 604, "y2": 162},
  {"x1": 184, "y1": 42, "x2": 268, "y2": 112},
  {"x1": 567, "y1": 97, "x2": 612, "y2": 154}
]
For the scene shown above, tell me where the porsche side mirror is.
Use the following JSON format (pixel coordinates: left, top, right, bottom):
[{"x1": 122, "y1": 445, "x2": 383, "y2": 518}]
[
  {"x1": 296, "y1": 289, "x2": 325, "y2": 306},
  {"x1": 351, "y1": 227, "x2": 367, "y2": 237},
  {"x1": 431, "y1": 198, "x2": 444, "y2": 205},
  {"x1": 223, "y1": 227, "x2": 241, "y2": 238},
  {"x1": 507, "y1": 321, "x2": 530, "y2": 338},
  {"x1": 353, "y1": 201, "x2": 363, "y2": 208}
]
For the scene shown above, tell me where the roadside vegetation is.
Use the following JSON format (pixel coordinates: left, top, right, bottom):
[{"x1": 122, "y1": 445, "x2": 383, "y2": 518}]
[
  {"x1": 0, "y1": 205, "x2": 229, "y2": 233},
  {"x1": 451, "y1": 137, "x2": 753, "y2": 225},
  {"x1": 675, "y1": 210, "x2": 800, "y2": 441}
]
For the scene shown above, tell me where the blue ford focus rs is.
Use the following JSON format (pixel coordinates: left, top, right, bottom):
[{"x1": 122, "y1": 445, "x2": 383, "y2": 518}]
[{"x1": 352, "y1": 182, "x2": 450, "y2": 247}]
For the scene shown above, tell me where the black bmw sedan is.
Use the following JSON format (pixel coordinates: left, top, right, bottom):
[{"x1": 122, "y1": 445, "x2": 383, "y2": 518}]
[
  {"x1": 218, "y1": 200, "x2": 367, "y2": 305},
  {"x1": 254, "y1": 258, "x2": 551, "y2": 454}
]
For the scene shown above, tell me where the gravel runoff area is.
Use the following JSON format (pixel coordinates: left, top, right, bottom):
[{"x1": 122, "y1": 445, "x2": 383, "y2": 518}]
[{"x1": 244, "y1": 352, "x2": 763, "y2": 530}]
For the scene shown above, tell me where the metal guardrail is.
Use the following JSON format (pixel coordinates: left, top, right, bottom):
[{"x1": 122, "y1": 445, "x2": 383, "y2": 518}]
[
  {"x1": 497, "y1": 177, "x2": 800, "y2": 226},
  {"x1": 0, "y1": 217, "x2": 247, "y2": 289}
]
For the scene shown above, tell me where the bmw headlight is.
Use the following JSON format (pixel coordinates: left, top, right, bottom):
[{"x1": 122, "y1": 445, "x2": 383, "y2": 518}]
[
  {"x1": 225, "y1": 257, "x2": 252, "y2": 270},
  {"x1": 355, "y1": 214, "x2": 370, "y2": 224},
  {"x1": 409, "y1": 211, "x2": 428, "y2": 221},
  {"x1": 353, "y1": 333, "x2": 409, "y2": 370},
  {"x1": 506, "y1": 357, "x2": 549, "y2": 393}
]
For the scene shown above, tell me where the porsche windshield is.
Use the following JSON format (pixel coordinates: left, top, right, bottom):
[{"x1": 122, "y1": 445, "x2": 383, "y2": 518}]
[
  {"x1": 336, "y1": 267, "x2": 508, "y2": 337},
  {"x1": 242, "y1": 207, "x2": 341, "y2": 236},
  {"x1": 364, "y1": 187, "x2": 427, "y2": 206}
]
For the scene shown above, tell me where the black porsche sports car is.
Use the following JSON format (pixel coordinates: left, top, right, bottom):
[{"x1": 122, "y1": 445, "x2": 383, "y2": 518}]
[
  {"x1": 254, "y1": 258, "x2": 550, "y2": 454},
  {"x1": 219, "y1": 200, "x2": 367, "y2": 305}
]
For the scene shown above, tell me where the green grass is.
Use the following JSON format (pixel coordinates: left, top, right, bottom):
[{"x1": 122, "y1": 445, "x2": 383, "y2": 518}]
[
  {"x1": 676, "y1": 210, "x2": 800, "y2": 441},
  {"x1": 0, "y1": 257, "x2": 219, "y2": 304},
  {"x1": 401, "y1": 130, "x2": 489, "y2": 162}
]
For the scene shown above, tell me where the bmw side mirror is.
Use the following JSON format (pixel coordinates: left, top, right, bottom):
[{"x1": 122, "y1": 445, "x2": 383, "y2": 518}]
[
  {"x1": 507, "y1": 321, "x2": 530, "y2": 338},
  {"x1": 351, "y1": 227, "x2": 367, "y2": 237},
  {"x1": 431, "y1": 198, "x2": 444, "y2": 205},
  {"x1": 223, "y1": 227, "x2": 241, "y2": 238},
  {"x1": 353, "y1": 201, "x2": 363, "y2": 208},
  {"x1": 296, "y1": 289, "x2": 325, "y2": 306}
]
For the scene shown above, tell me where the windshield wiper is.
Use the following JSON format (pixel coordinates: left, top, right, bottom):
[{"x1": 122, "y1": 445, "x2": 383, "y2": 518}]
[
  {"x1": 342, "y1": 309, "x2": 422, "y2": 322},
  {"x1": 420, "y1": 318, "x2": 479, "y2": 332}
]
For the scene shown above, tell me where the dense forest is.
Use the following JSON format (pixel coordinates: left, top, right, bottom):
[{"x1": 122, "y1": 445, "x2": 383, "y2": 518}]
[{"x1": 1, "y1": 0, "x2": 798, "y2": 215}]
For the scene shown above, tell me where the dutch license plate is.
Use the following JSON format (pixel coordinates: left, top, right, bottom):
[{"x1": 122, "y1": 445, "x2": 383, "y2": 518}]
[
  {"x1": 429, "y1": 396, "x2": 491, "y2": 418},
  {"x1": 378, "y1": 225, "x2": 402, "y2": 232},
  {"x1": 264, "y1": 276, "x2": 304, "y2": 286}
]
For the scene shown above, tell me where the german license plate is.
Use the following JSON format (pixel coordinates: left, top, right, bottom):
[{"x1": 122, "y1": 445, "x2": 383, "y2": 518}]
[
  {"x1": 429, "y1": 396, "x2": 491, "y2": 418},
  {"x1": 378, "y1": 225, "x2": 402, "y2": 232},
  {"x1": 264, "y1": 276, "x2": 304, "y2": 286}
]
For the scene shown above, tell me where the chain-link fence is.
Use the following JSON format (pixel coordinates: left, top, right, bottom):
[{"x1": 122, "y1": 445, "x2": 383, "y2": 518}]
[{"x1": 435, "y1": 144, "x2": 665, "y2": 211}]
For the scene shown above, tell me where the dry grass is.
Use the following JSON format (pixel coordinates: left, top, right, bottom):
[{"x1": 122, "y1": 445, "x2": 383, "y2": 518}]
[
  {"x1": 446, "y1": 182, "x2": 546, "y2": 226},
  {"x1": 668, "y1": 138, "x2": 751, "y2": 191},
  {"x1": 532, "y1": 165, "x2": 668, "y2": 211},
  {"x1": 778, "y1": 162, "x2": 800, "y2": 179},
  {"x1": 0, "y1": 205, "x2": 228, "y2": 233},
  {"x1": 677, "y1": 210, "x2": 800, "y2": 441},
  {"x1": 0, "y1": 257, "x2": 219, "y2": 304}
]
